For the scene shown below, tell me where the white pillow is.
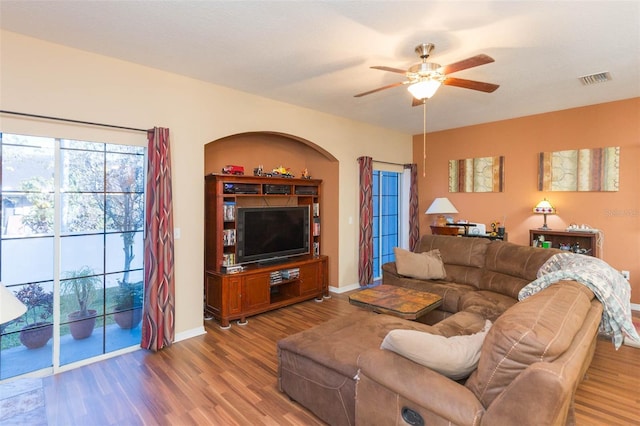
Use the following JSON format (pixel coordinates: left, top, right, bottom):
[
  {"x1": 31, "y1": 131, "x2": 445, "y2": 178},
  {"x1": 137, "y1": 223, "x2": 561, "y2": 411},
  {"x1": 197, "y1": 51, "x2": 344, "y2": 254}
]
[
  {"x1": 394, "y1": 247, "x2": 446, "y2": 280},
  {"x1": 380, "y1": 320, "x2": 492, "y2": 380}
]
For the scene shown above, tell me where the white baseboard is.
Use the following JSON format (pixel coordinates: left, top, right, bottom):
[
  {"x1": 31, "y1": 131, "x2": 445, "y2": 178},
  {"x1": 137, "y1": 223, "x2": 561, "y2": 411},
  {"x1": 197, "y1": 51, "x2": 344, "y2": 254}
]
[
  {"x1": 329, "y1": 282, "x2": 360, "y2": 294},
  {"x1": 174, "y1": 326, "x2": 206, "y2": 343}
]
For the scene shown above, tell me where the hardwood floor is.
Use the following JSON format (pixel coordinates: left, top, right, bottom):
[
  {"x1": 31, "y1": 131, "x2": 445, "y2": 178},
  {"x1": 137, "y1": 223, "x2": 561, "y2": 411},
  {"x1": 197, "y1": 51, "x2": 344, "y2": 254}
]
[{"x1": 39, "y1": 293, "x2": 640, "y2": 425}]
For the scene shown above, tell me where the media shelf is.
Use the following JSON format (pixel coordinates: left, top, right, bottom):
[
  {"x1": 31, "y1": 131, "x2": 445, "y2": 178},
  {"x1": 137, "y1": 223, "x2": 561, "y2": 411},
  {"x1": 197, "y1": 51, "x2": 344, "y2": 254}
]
[
  {"x1": 204, "y1": 173, "x2": 325, "y2": 327},
  {"x1": 529, "y1": 229, "x2": 599, "y2": 258}
]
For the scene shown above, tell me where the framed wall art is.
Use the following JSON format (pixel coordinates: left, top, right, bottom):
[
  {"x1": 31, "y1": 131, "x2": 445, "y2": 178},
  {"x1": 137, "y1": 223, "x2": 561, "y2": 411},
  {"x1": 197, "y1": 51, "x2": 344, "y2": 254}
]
[
  {"x1": 449, "y1": 155, "x2": 504, "y2": 193},
  {"x1": 538, "y1": 146, "x2": 620, "y2": 191}
]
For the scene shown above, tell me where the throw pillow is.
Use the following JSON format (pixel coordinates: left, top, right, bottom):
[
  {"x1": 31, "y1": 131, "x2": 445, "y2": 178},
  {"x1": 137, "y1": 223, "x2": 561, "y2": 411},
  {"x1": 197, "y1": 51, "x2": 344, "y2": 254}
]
[
  {"x1": 394, "y1": 247, "x2": 446, "y2": 280},
  {"x1": 380, "y1": 320, "x2": 492, "y2": 380}
]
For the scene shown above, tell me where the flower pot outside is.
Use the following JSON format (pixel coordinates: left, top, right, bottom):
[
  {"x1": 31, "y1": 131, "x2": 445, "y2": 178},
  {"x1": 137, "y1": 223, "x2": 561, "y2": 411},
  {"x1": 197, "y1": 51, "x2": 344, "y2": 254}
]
[
  {"x1": 19, "y1": 322, "x2": 53, "y2": 349},
  {"x1": 68, "y1": 309, "x2": 97, "y2": 340},
  {"x1": 114, "y1": 307, "x2": 143, "y2": 329}
]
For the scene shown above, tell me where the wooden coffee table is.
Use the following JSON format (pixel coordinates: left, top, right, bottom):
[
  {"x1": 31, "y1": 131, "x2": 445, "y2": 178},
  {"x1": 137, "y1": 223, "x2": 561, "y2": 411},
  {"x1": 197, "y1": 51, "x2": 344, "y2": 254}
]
[{"x1": 348, "y1": 284, "x2": 442, "y2": 320}]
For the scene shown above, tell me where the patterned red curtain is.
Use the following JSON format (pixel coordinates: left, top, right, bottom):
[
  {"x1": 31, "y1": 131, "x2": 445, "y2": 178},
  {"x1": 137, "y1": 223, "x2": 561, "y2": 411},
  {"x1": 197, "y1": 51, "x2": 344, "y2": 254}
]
[
  {"x1": 357, "y1": 156, "x2": 373, "y2": 286},
  {"x1": 405, "y1": 163, "x2": 419, "y2": 251},
  {"x1": 141, "y1": 127, "x2": 175, "y2": 351}
]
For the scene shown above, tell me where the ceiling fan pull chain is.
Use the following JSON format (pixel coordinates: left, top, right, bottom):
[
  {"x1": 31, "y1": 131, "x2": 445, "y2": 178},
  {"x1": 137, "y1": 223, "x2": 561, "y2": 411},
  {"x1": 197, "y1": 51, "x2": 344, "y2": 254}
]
[{"x1": 423, "y1": 101, "x2": 427, "y2": 177}]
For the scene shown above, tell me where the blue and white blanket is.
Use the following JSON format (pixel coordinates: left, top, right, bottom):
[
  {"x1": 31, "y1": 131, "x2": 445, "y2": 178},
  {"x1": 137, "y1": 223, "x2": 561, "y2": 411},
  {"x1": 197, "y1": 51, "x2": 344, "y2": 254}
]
[{"x1": 519, "y1": 253, "x2": 640, "y2": 349}]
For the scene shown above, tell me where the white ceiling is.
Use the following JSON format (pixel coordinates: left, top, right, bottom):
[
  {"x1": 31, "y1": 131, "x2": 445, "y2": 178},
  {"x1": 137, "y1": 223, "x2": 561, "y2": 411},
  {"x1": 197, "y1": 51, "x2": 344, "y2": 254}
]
[{"x1": 1, "y1": 1, "x2": 638, "y2": 134}]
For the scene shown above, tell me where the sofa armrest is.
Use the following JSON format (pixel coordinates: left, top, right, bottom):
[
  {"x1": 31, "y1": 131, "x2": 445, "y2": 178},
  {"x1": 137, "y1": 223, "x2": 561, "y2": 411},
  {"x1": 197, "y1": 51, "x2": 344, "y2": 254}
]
[
  {"x1": 482, "y1": 362, "x2": 574, "y2": 426},
  {"x1": 381, "y1": 261, "x2": 398, "y2": 276},
  {"x1": 357, "y1": 349, "x2": 484, "y2": 425}
]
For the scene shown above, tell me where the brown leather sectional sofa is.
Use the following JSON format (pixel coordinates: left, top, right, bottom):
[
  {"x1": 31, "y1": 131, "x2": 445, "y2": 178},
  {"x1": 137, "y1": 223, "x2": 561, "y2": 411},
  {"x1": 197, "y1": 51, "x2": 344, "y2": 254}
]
[{"x1": 278, "y1": 235, "x2": 603, "y2": 425}]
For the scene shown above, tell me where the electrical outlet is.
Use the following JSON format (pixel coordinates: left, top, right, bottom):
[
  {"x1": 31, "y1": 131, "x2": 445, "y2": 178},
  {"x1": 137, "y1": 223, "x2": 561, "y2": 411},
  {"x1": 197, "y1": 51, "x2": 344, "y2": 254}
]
[{"x1": 621, "y1": 270, "x2": 630, "y2": 280}]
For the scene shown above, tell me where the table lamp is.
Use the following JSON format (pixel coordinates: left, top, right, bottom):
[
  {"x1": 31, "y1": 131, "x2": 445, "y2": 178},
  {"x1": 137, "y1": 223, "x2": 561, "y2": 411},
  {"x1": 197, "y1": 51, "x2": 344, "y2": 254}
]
[
  {"x1": 425, "y1": 197, "x2": 458, "y2": 226},
  {"x1": 1, "y1": 283, "x2": 27, "y2": 324},
  {"x1": 533, "y1": 198, "x2": 556, "y2": 230}
]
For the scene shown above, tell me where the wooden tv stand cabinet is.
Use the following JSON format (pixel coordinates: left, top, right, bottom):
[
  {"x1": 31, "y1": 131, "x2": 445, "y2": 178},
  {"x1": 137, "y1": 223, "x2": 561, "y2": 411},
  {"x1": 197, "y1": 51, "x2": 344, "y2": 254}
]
[
  {"x1": 205, "y1": 255, "x2": 328, "y2": 328},
  {"x1": 204, "y1": 173, "x2": 326, "y2": 327}
]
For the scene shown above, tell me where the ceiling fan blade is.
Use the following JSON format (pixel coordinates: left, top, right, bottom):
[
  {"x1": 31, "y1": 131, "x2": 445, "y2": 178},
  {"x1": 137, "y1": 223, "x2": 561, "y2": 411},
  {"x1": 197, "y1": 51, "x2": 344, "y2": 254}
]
[
  {"x1": 443, "y1": 77, "x2": 499, "y2": 93},
  {"x1": 440, "y1": 54, "x2": 494, "y2": 75},
  {"x1": 354, "y1": 81, "x2": 406, "y2": 97},
  {"x1": 371, "y1": 66, "x2": 407, "y2": 74}
]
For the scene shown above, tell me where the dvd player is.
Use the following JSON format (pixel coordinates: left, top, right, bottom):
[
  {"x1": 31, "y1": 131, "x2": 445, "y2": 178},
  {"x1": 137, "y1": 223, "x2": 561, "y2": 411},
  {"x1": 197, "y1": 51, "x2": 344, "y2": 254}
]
[
  {"x1": 223, "y1": 183, "x2": 260, "y2": 194},
  {"x1": 264, "y1": 184, "x2": 290, "y2": 194},
  {"x1": 294, "y1": 186, "x2": 318, "y2": 195}
]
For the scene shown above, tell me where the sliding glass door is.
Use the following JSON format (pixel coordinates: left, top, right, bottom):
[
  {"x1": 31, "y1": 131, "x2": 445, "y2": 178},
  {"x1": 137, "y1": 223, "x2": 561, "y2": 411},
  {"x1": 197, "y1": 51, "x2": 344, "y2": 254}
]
[
  {"x1": 372, "y1": 170, "x2": 400, "y2": 279},
  {"x1": 0, "y1": 133, "x2": 145, "y2": 380}
]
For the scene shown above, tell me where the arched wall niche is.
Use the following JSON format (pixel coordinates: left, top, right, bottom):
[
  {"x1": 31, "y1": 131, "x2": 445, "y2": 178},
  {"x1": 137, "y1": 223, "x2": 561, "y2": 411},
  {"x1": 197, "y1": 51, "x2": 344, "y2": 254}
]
[{"x1": 204, "y1": 131, "x2": 339, "y2": 287}]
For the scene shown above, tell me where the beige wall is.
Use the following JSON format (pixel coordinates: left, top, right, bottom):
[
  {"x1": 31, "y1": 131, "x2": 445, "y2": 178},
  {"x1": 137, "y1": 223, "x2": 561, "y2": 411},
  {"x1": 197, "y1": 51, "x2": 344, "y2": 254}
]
[
  {"x1": 0, "y1": 30, "x2": 413, "y2": 336},
  {"x1": 415, "y1": 98, "x2": 640, "y2": 303}
]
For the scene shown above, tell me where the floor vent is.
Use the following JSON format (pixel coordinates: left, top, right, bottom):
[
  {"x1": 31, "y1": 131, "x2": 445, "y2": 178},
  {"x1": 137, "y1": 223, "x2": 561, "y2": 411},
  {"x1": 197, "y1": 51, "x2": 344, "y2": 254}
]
[{"x1": 579, "y1": 72, "x2": 612, "y2": 85}]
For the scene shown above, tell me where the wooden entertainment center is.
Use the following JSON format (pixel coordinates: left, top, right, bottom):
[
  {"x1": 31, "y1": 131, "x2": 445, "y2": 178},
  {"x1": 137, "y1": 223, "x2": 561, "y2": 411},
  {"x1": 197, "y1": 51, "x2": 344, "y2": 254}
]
[{"x1": 204, "y1": 173, "x2": 327, "y2": 328}]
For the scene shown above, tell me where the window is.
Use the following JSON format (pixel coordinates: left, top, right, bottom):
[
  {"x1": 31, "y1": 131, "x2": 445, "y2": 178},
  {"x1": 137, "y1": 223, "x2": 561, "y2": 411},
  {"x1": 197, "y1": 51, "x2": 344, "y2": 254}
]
[{"x1": 0, "y1": 133, "x2": 145, "y2": 380}]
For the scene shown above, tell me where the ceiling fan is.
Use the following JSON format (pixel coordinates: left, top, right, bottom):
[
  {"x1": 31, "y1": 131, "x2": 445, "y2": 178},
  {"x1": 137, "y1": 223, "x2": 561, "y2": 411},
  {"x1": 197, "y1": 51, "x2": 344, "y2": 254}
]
[{"x1": 354, "y1": 43, "x2": 499, "y2": 105}]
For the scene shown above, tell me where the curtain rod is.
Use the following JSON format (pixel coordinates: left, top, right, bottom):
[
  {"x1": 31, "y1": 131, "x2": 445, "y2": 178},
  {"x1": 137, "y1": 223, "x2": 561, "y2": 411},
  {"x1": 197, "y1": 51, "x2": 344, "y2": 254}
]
[
  {"x1": 0, "y1": 110, "x2": 149, "y2": 134},
  {"x1": 373, "y1": 159, "x2": 408, "y2": 167}
]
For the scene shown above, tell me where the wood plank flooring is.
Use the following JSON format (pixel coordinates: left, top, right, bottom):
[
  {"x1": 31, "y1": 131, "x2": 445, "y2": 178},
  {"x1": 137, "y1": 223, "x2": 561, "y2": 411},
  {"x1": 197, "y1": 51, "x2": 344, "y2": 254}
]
[{"x1": 40, "y1": 293, "x2": 640, "y2": 425}]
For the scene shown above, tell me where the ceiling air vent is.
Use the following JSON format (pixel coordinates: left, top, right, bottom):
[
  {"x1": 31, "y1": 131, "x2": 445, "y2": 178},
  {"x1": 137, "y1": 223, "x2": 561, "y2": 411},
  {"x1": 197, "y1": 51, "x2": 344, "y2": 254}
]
[{"x1": 578, "y1": 72, "x2": 612, "y2": 85}]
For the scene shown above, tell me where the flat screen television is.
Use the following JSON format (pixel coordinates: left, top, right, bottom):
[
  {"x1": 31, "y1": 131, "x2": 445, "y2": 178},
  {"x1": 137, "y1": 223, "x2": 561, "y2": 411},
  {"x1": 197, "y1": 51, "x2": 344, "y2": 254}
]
[{"x1": 236, "y1": 206, "x2": 310, "y2": 265}]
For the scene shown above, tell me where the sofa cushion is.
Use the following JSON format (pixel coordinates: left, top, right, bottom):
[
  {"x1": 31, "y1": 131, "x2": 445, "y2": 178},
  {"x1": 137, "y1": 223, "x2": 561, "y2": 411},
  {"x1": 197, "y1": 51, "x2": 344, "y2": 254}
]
[
  {"x1": 465, "y1": 282, "x2": 593, "y2": 407},
  {"x1": 380, "y1": 272, "x2": 475, "y2": 314},
  {"x1": 381, "y1": 320, "x2": 492, "y2": 380},
  {"x1": 394, "y1": 247, "x2": 446, "y2": 280},
  {"x1": 480, "y1": 242, "x2": 562, "y2": 298},
  {"x1": 431, "y1": 311, "x2": 488, "y2": 336},
  {"x1": 279, "y1": 310, "x2": 439, "y2": 381},
  {"x1": 458, "y1": 290, "x2": 519, "y2": 322},
  {"x1": 416, "y1": 235, "x2": 490, "y2": 287}
]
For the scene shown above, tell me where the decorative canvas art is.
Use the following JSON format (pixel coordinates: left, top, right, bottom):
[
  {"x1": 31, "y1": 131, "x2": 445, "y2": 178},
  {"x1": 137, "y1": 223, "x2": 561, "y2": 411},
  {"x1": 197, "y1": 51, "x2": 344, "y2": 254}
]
[
  {"x1": 538, "y1": 147, "x2": 620, "y2": 191},
  {"x1": 449, "y1": 156, "x2": 504, "y2": 193}
]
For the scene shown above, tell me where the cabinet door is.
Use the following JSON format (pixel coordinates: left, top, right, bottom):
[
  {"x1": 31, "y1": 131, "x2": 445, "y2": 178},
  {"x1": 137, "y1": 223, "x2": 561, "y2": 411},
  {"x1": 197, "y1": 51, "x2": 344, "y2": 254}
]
[
  {"x1": 299, "y1": 262, "x2": 320, "y2": 296},
  {"x1": 205, "y1": 273, "x2": 242, "y2": 318},
  {"x1": 225, "y1": 275, "x2": 243, "y2": 315},
  {"x1": 243, "y1": 274, "x2": 271, "y2": 311}
]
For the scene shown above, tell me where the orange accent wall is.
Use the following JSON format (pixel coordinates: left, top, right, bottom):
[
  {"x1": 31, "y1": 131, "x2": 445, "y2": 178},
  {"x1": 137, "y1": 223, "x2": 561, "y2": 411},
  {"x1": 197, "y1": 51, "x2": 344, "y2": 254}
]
[{"x1": 414, "y1": 98, "x2": 640, "y2": 303}]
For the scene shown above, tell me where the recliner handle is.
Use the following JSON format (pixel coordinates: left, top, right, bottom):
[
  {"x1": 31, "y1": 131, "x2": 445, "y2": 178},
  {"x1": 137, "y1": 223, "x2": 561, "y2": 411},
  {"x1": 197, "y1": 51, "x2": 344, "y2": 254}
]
[{"x1": 401, "y1": 407, "x2": 424, "y2": 426}]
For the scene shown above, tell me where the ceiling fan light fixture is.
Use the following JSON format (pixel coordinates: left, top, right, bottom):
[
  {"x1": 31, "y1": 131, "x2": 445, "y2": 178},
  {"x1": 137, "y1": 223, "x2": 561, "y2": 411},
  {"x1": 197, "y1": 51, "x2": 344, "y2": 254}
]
[
  {"x1": 355, "y1": 42, "x2": 498, "y2": 101},
  {"x1": 407, "y1": 78, "x2": 441, "y2": 100}
]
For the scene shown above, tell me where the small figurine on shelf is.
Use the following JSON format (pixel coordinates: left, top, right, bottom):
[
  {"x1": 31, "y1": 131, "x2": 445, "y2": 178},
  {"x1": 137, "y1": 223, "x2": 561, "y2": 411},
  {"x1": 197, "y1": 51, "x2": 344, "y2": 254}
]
[
  {"x1": 253, "y1": 164, "x2": 264, "y2": 176},
  {"x1": 272, "y1": 165, "x2": 294, "y2": 178},
  {"x1": 571, "y1": 242, "x2": 589, "y2": 255},
  {"x1": 489, "y1": 221, "x2": 505, "y2": 237},
  {"x1": 301, "y1": 168, "x2": 311, "y2": 179},
  {"x1": 222, "y1": 165, "x2": 244, "y2": 175}
]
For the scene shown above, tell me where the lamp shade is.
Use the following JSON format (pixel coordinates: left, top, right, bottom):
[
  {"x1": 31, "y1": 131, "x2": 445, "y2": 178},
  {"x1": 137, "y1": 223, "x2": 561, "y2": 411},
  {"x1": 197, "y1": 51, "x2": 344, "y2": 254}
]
[
  {"x1": 407, "y1": 79, "x2": 441, "y2": 100},
  {"x1": 425, "y1": 197, "x2": 459, "y2": 215},
  {"x1": 533, "y1": 199, "x2": 556, "y2": 214},
  {"x1": 1, "y1": 283, "x2": 27, "y2": 324},
  {"x1": 533, "y1": 198, "x2": 555, "y2": 230}
]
